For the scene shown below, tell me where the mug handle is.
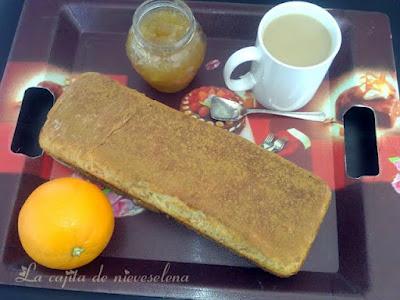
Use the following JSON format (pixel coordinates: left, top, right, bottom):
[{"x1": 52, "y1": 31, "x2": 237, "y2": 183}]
[{"x1": 223, "y1": 46, "x2": 262, "y2": 91}]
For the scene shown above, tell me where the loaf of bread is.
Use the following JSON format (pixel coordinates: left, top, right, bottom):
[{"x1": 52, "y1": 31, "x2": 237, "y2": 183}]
[{"x1": 39, "y1": 72, "x2": 331, "y2": 277}]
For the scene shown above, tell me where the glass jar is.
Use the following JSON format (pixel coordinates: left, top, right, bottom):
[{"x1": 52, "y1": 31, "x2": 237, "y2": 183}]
[{"x1": 126, "y1": 0, "x2": 207, "y2": 93}]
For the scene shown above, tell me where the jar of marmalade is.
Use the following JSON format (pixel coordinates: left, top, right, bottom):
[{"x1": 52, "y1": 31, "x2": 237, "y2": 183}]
[{"x1": 126, "y1": 0, "x2": 207, "y2": 93}]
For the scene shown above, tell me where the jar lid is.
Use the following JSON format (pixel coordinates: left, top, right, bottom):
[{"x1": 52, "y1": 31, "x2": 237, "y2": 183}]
[{"x1": 180, "y1": 87, "x2": 246, "y2": 133}]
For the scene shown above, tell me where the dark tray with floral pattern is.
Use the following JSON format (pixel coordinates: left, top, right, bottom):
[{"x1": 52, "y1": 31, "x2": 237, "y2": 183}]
[{"x1": 0, "y1": 1, "x2": 399, "y2": 299}]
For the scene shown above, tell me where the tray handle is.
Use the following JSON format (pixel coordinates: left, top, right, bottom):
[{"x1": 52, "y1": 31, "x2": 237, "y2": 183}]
[
  {"x1": 343, "y1": 106, "x2": 379, "y2": 178},
  {"x1": 11, "y1": 87, "x2": 55, "y2": 158}
]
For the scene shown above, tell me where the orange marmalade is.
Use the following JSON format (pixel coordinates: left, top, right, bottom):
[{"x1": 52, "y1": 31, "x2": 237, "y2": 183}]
[{"x1": 126, "y1": 0, "x2": 206, "y2": 93}]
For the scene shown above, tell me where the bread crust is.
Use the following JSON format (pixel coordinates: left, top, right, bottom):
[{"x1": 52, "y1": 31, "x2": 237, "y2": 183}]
[{"x1": 39, "y1": 72, "x2": 331, "y2": 277}]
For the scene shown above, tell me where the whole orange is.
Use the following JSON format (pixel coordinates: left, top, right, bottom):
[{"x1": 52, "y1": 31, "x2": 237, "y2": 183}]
[{"x1": 18, "y1": 177, "x2": 114, "y2": 270}]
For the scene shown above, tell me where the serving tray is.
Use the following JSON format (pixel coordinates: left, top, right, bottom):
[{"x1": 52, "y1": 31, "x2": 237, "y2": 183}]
[{"x1": 0, "y1": 1, "x2": 399, "y2": 299}]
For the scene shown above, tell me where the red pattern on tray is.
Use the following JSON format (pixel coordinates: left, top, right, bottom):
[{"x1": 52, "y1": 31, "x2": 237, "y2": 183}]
[
  {"x1": 0, "y1": 122, "x2": 26, "y2": 173},
  {"x1": 1, "y1": 62, "x2": 400, "y2": 192}
]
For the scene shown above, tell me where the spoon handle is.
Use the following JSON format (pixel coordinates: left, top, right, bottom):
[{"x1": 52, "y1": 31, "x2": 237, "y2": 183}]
[{"x1": 245, "y1": 109, "x2": 327, "y2": 122}]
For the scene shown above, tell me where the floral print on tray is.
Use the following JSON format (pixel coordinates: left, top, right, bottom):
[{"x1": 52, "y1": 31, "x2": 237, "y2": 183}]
[
  {"x1": 389, "y1": 157, "x2": 400, "y2": 194},
  {"x1": 71, "y1": 172, "x2": 145, "y2": 217}
]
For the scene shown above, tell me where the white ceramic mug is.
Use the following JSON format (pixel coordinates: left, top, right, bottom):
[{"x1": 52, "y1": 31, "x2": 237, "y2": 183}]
[{"x1": 223, "y1": 1, "x2": 342, "y2": 111}]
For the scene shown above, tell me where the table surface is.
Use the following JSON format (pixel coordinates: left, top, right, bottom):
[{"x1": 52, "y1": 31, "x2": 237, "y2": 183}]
[{"x1": 1, "y1": 0, "x2": 399, "y2": 299}]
